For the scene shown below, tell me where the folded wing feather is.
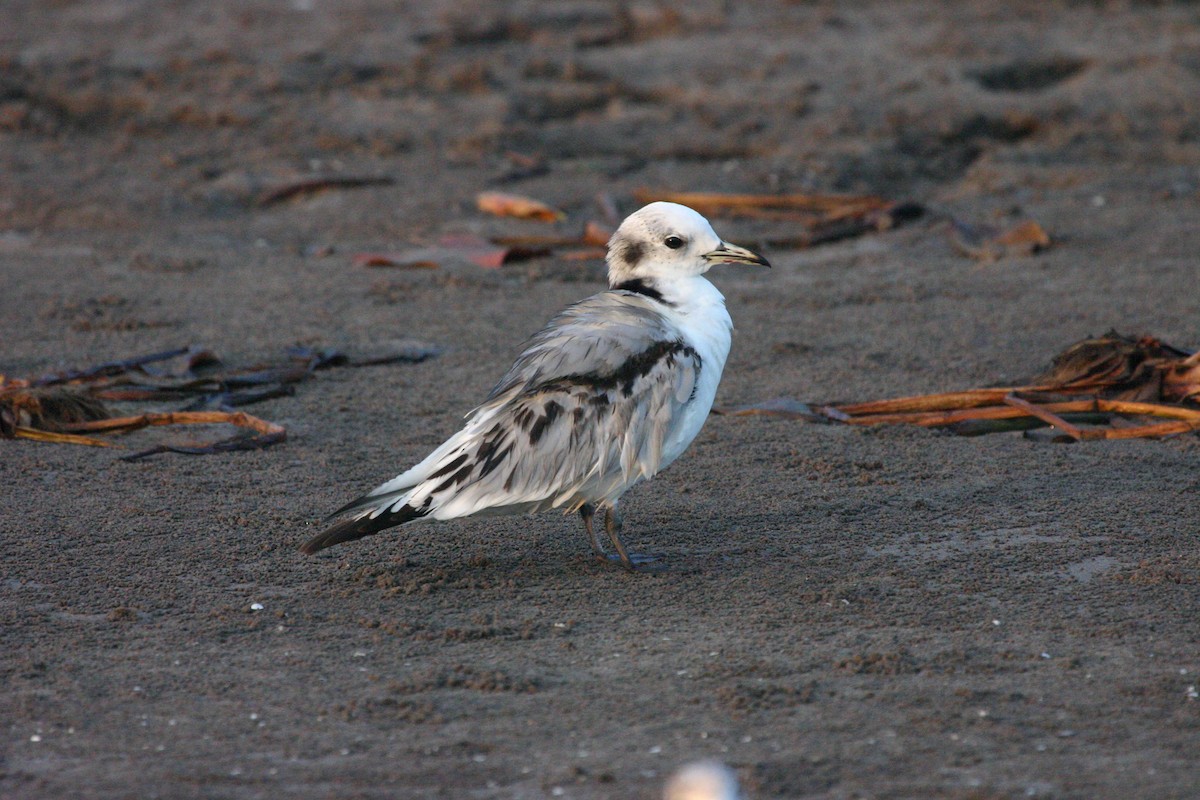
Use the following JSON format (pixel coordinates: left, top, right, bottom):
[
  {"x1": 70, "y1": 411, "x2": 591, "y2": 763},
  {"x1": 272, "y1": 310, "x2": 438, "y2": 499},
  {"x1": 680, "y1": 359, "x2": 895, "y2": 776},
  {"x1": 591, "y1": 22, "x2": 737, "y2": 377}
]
[{"x1": 302, "y1": 291, "x2": 703, "y2": 553}]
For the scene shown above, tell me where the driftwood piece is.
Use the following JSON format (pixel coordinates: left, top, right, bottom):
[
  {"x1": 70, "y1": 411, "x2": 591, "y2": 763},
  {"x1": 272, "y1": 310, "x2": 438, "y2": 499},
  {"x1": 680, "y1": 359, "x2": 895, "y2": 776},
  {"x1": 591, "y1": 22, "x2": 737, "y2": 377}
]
[
  {"x1": 256, "y1": 176, "x2": 394, "y2": 207},
  {"x1": 7, "y1": 408, "x2": 285, "y2": 458},
  {"x1": 716, "y1": 332, "x2": 1200, "y2": 443},
  {"x1": 631, "y1": 189, "x2": 924, "y2": 250},
  {"x1": 3, "y1": 343, "x2": 438, "y2": 458}
]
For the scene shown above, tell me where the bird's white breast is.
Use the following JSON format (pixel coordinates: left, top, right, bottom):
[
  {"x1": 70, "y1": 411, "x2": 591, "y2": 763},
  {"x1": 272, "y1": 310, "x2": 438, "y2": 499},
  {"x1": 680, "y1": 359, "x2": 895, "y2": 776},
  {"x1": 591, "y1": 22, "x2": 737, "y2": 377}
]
[{"x1": 657, "y1": 277, "x2": 733, "y2": 470}]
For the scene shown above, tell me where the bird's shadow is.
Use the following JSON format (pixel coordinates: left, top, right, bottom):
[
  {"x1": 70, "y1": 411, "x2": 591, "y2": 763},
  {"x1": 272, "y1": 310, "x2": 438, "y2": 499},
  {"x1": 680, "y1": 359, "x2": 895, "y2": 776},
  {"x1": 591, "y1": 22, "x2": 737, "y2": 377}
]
[{"x1": 327, "y1": 541, "x2": 717, "y2": 593}]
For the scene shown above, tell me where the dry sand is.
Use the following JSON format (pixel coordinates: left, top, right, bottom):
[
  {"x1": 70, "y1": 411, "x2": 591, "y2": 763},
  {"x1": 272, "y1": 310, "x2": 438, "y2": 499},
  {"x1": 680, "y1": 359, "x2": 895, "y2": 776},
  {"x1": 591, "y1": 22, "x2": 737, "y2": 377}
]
[{"x1": 3, "y1": 2, "x2": 1199, "y2": 798}]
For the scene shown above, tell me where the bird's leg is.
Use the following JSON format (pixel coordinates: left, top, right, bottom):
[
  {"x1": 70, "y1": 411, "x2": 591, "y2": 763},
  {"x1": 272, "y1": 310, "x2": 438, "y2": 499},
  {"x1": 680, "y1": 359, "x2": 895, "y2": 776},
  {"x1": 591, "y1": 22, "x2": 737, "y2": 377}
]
[
  {"x1": 603, "y1": 504, "x2": 633, "y2": 570},
  {"x1": 602, "y1": 504, "x2": 664, "y2": 572},
  {"x1": 579, "y1": 503, "x2": 607, "y2": 558}
]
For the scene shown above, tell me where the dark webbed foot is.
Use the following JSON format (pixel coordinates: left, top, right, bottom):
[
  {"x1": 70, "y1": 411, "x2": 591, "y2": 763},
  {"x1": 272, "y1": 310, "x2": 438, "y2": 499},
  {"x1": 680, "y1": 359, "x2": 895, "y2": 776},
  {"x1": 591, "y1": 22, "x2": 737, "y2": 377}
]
[
  {"x1": 578, "y1": 503, "x2": 666, "y2": 572},
  {"x1": 602, "y1": 505, "x2": 666, "y2": 573},
  {"x1": 596, "y1": 550, "x2": 667, "y2": 572}
]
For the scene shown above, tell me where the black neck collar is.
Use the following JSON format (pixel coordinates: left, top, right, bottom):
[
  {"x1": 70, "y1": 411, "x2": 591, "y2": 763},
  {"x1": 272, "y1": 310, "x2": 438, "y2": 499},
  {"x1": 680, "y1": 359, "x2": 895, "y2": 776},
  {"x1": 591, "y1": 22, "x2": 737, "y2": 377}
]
[{"x1": 612, "y1": 279, "x2": 668, "y2": 304}]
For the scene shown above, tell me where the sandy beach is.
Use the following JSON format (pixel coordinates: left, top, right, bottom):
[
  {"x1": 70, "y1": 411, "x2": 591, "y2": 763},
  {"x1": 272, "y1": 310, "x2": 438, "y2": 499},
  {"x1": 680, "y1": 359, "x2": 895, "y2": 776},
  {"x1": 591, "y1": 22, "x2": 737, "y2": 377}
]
[{"x1": 3, "y1": 2, "x2": 1199, "y2": 797}]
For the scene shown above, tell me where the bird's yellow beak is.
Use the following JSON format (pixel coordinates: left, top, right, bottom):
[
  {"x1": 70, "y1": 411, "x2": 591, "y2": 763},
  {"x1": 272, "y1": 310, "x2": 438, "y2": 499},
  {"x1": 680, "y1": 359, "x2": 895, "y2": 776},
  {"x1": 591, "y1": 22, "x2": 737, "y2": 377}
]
[{"x1": 702, "y1": 241, "x2": 770, "y2": 267}]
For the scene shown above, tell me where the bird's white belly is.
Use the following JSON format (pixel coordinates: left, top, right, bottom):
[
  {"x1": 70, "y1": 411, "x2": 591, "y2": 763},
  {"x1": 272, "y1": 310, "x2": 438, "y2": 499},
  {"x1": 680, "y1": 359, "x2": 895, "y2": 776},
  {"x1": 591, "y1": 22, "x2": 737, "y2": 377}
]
[
  {"x1": 660, "y1": 336, "x2": 726, "y2": 470},
  {"x1": 657, "y1": 294, "x2": 732, "y2": 472}
]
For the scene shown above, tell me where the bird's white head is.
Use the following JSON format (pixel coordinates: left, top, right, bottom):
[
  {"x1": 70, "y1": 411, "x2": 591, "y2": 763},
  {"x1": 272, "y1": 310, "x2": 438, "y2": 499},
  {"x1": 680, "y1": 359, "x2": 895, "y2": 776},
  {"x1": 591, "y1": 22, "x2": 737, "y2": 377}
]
[{"x1": 606, "y1": 201, "x2": 769, "y2": 287}]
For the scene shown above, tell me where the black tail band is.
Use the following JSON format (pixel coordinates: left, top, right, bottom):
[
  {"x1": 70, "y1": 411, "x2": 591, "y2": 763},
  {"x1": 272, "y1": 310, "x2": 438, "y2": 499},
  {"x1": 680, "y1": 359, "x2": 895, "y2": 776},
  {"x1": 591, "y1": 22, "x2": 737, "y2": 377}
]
[{"x1": 300, "y1": 504, "x2": 428, "y2": 554}]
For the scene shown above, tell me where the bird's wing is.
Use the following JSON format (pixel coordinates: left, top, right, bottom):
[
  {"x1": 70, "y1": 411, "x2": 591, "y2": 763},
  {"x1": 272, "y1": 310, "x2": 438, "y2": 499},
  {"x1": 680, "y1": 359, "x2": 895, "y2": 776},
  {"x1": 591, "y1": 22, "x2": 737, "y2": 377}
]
[
  {"x1": 421, "y1": 291, "x2": 702, "y2": 517},
  {"x1": 479, "y1": 290, "x2": 688, "y2": 406},
  {"x1": 349, "y1": 290, "x2": 701, "y2": 520}
]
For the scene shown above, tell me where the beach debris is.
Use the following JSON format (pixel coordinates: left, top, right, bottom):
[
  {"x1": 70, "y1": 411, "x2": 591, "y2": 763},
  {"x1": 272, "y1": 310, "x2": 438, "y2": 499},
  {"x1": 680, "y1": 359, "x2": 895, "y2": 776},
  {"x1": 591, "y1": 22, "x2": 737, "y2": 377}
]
[
  {"x1": 969, "y1": 57, "x2": 1090, "y2": 93},
  {"x1": 490, "y1": 223, "x2": 612, "y2": 250},
  {"x1": 351, "y1": 252, "x2": 441, "y2": 269},
  {"x1": 89, "y1": 411, "x2": 283, "y2": 461},
  {"x1": 476, "y1": 190, "x2": 565, "y2": 221},
  {"x1": 490, "y1": 151, "x2": 551, "y2": 184},
  {"x1": 374, "y1": 188, "x2": 914, "y2": 274},
  {"x1": 354, "y1": 234, "x2": 555, "y2": 270},
  {"x1": 0, "y1": 385, "x2": 112, "y2": 438},
  {"x1": 0, "y1": 381, "x2": 283, "y2": 457},
  {"x1": 256, "y1": 175, "x2": 394, "y2": 207},
  {"x1": 26, "y1": 346, "x2": 196, "y2": 387},
  {"x1": 352, "y1": 235, "x2": 518, "y2": 270},
  {"x1": 455, "y1": 234, "x2": 543, "y2": 268},
  {"x1": 716, "y1": 332, "x2": 1200, "y2": 442},
  {"x1": 633, "y1": 189, "x2": 923, "y2": 248},
  {"x1": 353, "y1": 222, "x2": 614, "y2": 271},
  {"x1": 633, "y1": 189, "x2": 892, "y2": 219},
  {"x1": 1, "y1": 343, "x2": 440, "y2": 458},
  {"x1": 950, "y1": 217, "x2": 1051, "y2": 260},
  {"x1": 583, "y1": 221, "x2": 614, "y2": 246},
  {"x1": 490, "y1": 221, "x2": 611, "y2": 260},
  {"x1": 1034, "y1": 332, "x2": 1198, "y2": 402}
]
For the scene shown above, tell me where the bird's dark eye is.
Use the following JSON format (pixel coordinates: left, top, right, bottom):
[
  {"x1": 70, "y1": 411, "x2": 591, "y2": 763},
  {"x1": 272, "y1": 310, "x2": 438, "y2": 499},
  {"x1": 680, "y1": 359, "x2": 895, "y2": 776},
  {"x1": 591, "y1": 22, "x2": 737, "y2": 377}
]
[{"x1": 664, "y1": 235, "x2": 684, "y2": 250}]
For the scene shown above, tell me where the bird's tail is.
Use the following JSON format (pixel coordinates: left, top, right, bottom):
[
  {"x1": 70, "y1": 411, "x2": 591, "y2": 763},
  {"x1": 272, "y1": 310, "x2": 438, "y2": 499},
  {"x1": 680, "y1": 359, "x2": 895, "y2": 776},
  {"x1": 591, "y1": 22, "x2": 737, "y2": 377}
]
[
  {"x1": 299, "y1": 501, "x2": 428, "y2": 555},
  {"x1": 301, "y1": 420, "x2": 494, "y2": 555}
]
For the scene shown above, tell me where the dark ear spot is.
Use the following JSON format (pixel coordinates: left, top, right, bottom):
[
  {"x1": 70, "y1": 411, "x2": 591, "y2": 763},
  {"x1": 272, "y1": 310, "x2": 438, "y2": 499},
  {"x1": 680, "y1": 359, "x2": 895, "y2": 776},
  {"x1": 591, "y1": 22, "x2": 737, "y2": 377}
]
[{"x1": 615, "y1": 239, "x2": 646, "y2": 269}]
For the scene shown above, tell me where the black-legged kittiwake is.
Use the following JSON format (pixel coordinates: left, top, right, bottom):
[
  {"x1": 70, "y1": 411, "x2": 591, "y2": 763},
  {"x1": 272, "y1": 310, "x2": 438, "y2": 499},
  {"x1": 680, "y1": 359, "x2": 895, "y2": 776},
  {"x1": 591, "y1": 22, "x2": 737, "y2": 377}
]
[{"x1": 300, "y1": 201, "x2": 769, "y2": 570}]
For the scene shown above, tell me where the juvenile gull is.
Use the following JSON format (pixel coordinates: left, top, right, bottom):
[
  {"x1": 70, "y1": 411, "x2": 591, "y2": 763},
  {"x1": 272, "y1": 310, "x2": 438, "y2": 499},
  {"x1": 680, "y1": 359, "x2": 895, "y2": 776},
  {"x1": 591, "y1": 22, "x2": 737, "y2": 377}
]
[{"x1": 300, "y1": 201, "x2": 769, "y2": 570}]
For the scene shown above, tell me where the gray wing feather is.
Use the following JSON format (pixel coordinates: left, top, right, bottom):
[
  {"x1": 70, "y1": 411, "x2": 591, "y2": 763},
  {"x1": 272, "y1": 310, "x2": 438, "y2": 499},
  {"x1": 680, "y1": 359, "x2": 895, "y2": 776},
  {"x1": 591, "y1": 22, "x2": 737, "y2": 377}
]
[
  {"x1": 401, "y1": 290, "x2": 702, "y2": 518},
  {"x1": 480, "y1": 294, "x2": 676, "y2": 406}
]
